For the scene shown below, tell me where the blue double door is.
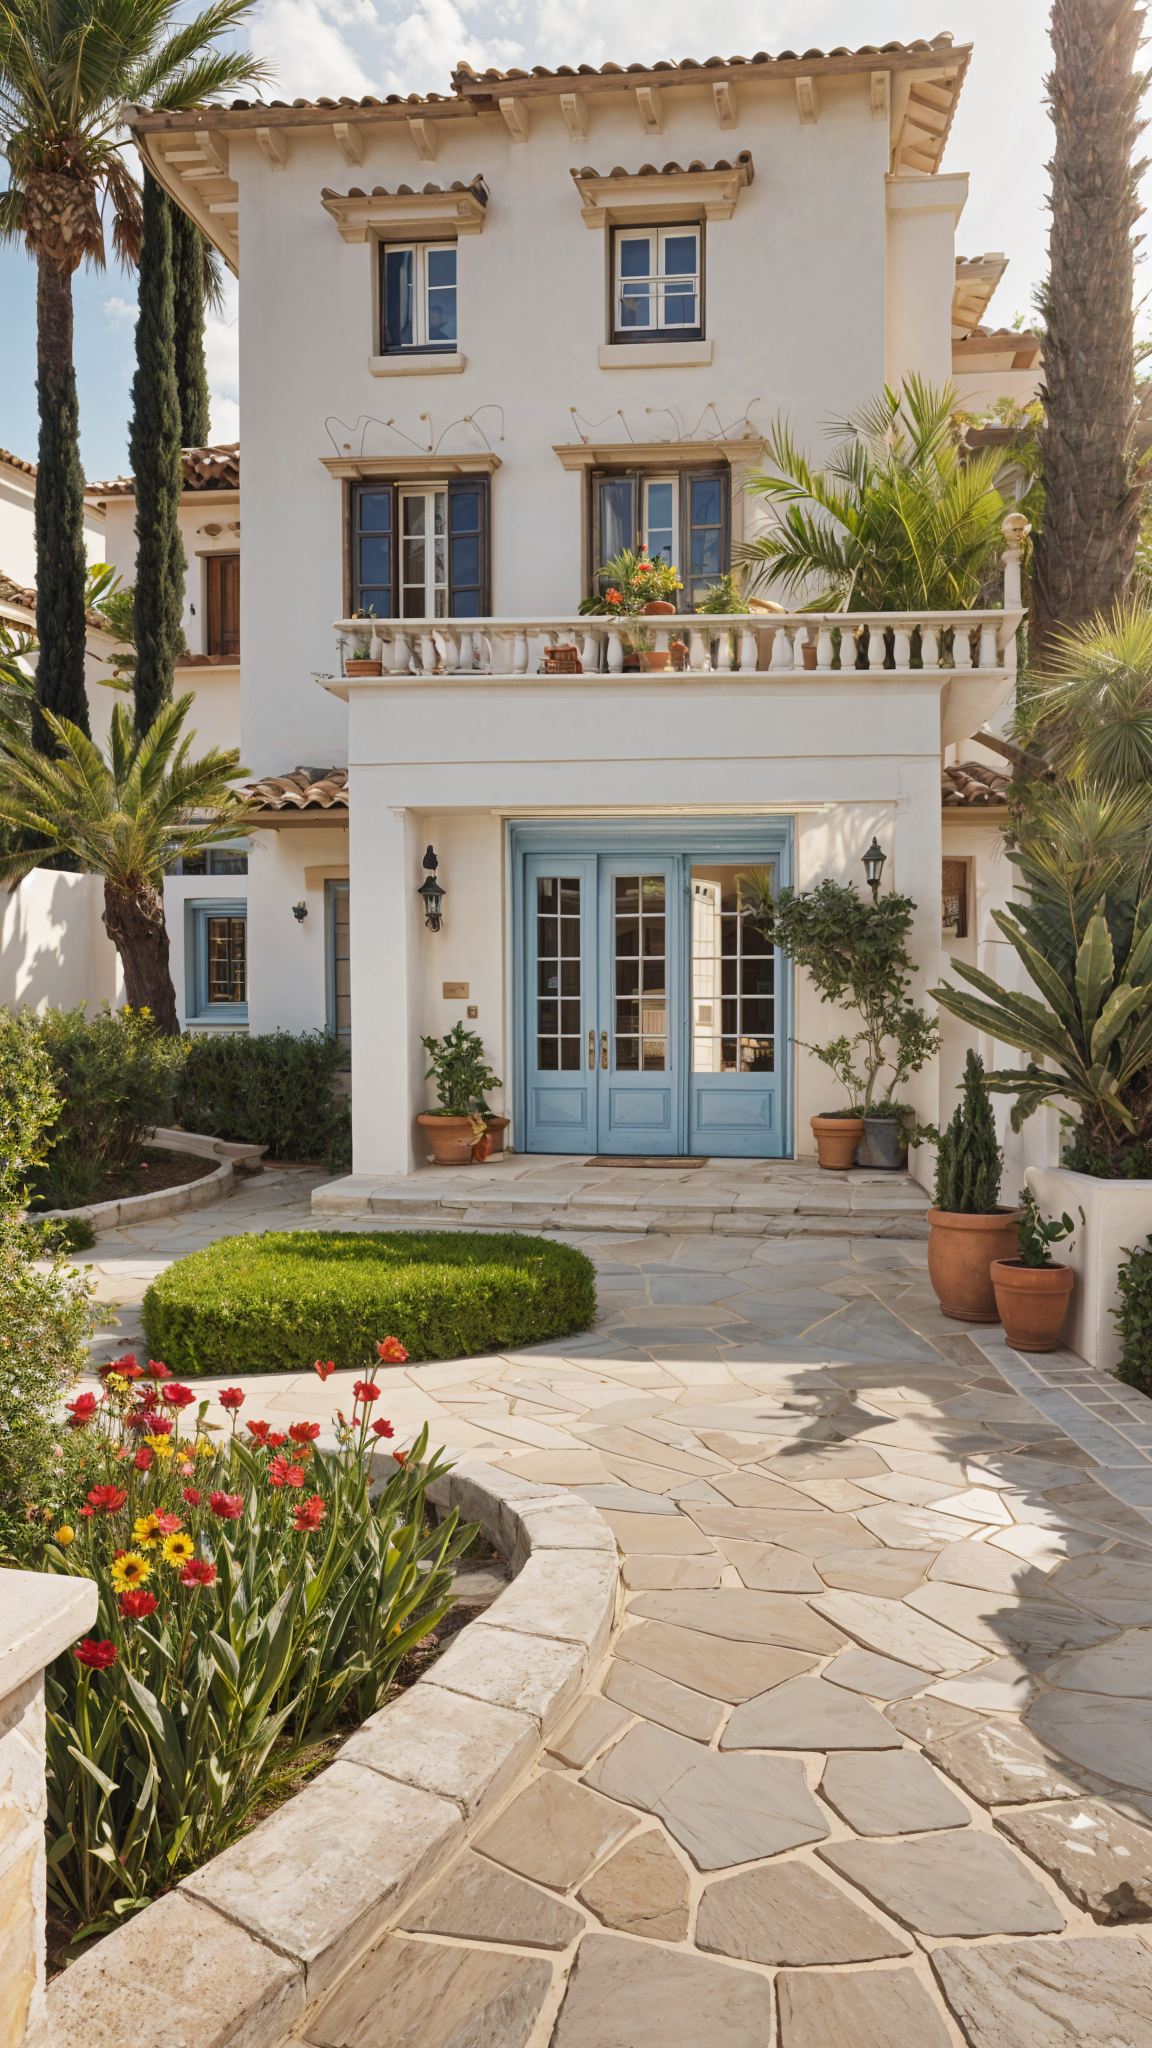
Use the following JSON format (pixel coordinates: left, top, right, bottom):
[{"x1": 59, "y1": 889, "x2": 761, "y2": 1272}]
[{"x1": 521, "y1": 846, "x2": 787, "y2": 1157}]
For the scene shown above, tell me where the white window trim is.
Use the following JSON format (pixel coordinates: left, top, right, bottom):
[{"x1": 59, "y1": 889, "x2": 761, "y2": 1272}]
[
  {"x1": 381, "y1": 240, "x2": 457, "y2": 353},
  {"x1": 643, "y1": 474, "x2": 679, "y2": 569},
  {"x1": 399, "y1": 485, "x2": 449, "y2": 618},
  {"x1": 614, "y1": 226, "x2": 700, "y2": 337}
]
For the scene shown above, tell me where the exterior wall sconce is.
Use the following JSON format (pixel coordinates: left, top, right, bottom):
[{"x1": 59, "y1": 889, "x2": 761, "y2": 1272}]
[
  {"x1": 418, "y1": 845, "x2": 445, "y2": 931},
  {"x1": 292, "y1": 901, "x2": 308, "y2": 923},
  {"x1": 862, "y1": 838, "x2": 887, "y2": 902}
]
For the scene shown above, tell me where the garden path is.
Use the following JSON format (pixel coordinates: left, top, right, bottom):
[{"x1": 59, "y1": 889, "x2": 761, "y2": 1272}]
[{"x1": 77, "y1": 1187, "x2": 1152, "y2": 2045}]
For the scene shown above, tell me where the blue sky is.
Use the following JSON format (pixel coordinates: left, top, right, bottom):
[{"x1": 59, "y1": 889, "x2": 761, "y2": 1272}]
[{"x1": 1, "y1": 1, "x2": 1144, "y2": 480}]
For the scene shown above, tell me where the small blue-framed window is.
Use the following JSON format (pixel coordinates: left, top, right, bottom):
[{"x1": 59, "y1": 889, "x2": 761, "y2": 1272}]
[
  {"x1": 325, "y1": 881, "x2": 351, "y2": 1048},
  {"x1": 171, "y1": 841, "x2": 249, "y2": 877},
  {"x1": 185, "y1": 899, "x2": 248, "y2": 1023}
]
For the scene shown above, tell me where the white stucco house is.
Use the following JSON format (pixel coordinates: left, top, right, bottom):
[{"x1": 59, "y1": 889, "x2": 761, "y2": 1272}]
[{"x1": 4, "y1": 32, "x2": 1050, "y2": 1184}]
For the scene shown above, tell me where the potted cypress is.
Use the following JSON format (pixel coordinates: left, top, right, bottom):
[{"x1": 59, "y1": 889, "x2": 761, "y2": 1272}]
[
  {"x1": 417, "y1": 1023, "x2": 503, "y2": 1166},
  {"x1": 991, "y1": 1188, "x2": 1076, "y2": 1351},
  {"x1": 927, "y1": 1050, "x2": 1023, "y2": 1322}
]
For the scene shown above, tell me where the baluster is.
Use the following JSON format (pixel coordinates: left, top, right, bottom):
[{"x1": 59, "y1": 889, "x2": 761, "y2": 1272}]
[
  {"x1": 715, "y1": 627, "x2": 733, "y2": 673},
  {"x1": 921, "y1": 624, "x2": 939, "y2": 670},
  {"x1": 487, "y1": 631, "x2": 510, "y2": 674},
  {"x1": 455, "y1": 631, "x2": 473, "y2": 673},
  {"x1": 770, "y1": 624, "x2": 792, "y2": 670},
  {"x1": 738, "y1": 625, "x2": 757, "y2": 673},
  {"x1": 513, "y1": 629, "x2": 529, "y2": 675},
  {"x1": 816, "y1": 623, "x2": 834, "y2": 671},
  {"x1": 689, "y1": 626, "x2": 711, "y2": 671},
  {"x1": 791, "y1": 626, "x2": 808, "y2": 670},
  {"x1": 606, "y1": 627, "x2": 624, "y2": 674},
  {"x1": 866, "y1": 622, "x2": 885, "y2": 669},
  {"x1": 892, "y1": 624, "x2": 911, "y2": 669},
  {"x1": 979, "y1": 622, "x2": 998, "y2": 670},
  {"x1": 656, "y1": 627, "x2": 671, "y2": 667},
  {"x1": 418, "y1": 631, "x2": 436, "y2": 675},
  {"x1": 390, "y1": 630, "x2": 410, "y2": 674},
  {"x1": 438, "y1": 631, "x2": 458, "y2": 673},
  {"x1": 837, "y1": 622, "x2": 856, "y2": 671},
  {"x1": 581, "y1": 629, "x2": 601, "y2": 675}
]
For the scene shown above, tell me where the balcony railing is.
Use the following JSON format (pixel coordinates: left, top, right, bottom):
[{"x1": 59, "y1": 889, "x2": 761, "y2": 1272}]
[{"x1": 333, "y1": 607, "x2": 1024, "y2": 679}]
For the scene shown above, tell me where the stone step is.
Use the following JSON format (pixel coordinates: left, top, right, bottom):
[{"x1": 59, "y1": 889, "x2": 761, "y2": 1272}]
[{"x1": 310, "y1": 1187, "x2": 927, "y2": 1240}]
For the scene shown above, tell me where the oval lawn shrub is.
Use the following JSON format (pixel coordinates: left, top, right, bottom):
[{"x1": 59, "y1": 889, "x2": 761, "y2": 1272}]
[{"x1": 141, "y1": 1229, "x2": 597, "y2": 1373}]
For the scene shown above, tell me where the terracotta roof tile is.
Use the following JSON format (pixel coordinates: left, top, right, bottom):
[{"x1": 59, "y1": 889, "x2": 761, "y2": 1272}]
[
  {"x1": 87, "y1": 444, "x2": 240, "y2": 499},
  {"x1": 0, "y1": 571, "x2": 36, "y2": 613},
  {"x1": 319, "y1": 175, "x2": 487, "y2": 202},
  {"x1": 942, "y1": 759, "x2": 1011, "y2": 807},
  {"x1": 572, "y1": 152, "x2": 753, "y2": 182},
  {"x1": 244, "y1": 768, "x2": 349, "y2": 812},
  {"x1": 0, "y1": 449, "x2": 36, "y2": 479},
  {"x1": 453, "y1": 39, "x2": 961, "y2": 87}
]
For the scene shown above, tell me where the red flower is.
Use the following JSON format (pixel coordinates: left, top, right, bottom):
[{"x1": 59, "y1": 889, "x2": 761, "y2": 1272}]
[
  {"x1": 369, "y1": 1418, "x2": 395, "y2": 1440},
  {"x1": 182, "y1": 1487, "x2": 201, "y2": 1506},
  {"x1": 292, "y1": 1496, "x2": 326, "y2": 1532},
  {"x1": 161, "y1": 1383, "x2": 196, "y2": 1410},
  {"x1": 145, "y1": 1359, "x2": 171, "y2": 1381},
  {"x1": 99, "y1": 1353, "x2": 142, "y2": 1381},
  {"x1": 266, "y1": 1432, "x2": 287, "y2": 1448},
  {"x1": 134, "y1": 1447, "x2": 153, "y2": 1472},
  {"x1": 314, "y1": 1360, "x2": 336, "y2": 1381},
  {"x1": 246, "y1": 1420, "x2": 271, "y2": 1444},
  {"x1": 352, "y1": 1380, "x2": 380, "y2": 1405},
  {"x1": 65, "y1": 1392, "x2": 98, "y2": 1428},
  {"x1": 636, "y1": 558, "x2": 654, "y2": 571},
  {"x1": 124, "y1": 1411, "x2": 156, "y2": 1434},
  {"x1": 137, "y1": 1386, "x2": 159, "y2": 1411},
  {"x1": 605, "y1": 589, "x2": 623, "y2": 606},
  {"x1": 79, "y1": 1506, "x2": 95, "y2": 1519},
  {"x1": 376, "y1": 1337, "x2": 409, "y2": 1364},
  {"x1": 118, "y1": 1590, "x2": 157, "y2": 1620},
  {"x1": 218, "y1": 1388, "x2": 245, "y2": 1412},
  {"x1": 87, "y1": 1484, "x2": 128, "y2": 1515},
  {"x1": 267, "y1": 1456, "x2": 305, "y2": 1490},
  {"x1": 288, "y1": 1421, "x2": 321, "y2": 1444},
  {"x1": 209, "y1": 1492, "x2": 244, "y2": 1521},
  {"x1": 155, "y1": 1513, "x2": 183, "y2": 1535},
  {"x1": 74, "y1": 1639, "x2": 117, "y2": 1670},
  {"x1": 391, "y1": 1450, "x2": 408, "y2": 1467},
  {"x1": 179, "y1": 1559, "x2": 217, "y2": 1588}
]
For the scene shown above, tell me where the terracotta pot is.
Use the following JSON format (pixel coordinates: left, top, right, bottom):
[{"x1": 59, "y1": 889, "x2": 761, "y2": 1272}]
[
  {"x1": 642, "y1": 599, "x2": 677, "y2": 614},
  {"x1": 801, "y1": 642, "x2": 818, "y2": 671},
  {"x1": 639, "y1": 650, "x2": 671, "y2": 671},
  {"x1": 474, "y1": 1114, "x2": 510, "y2": 1162},
  {"x1": 416, "y1": 1113, "x2": 476, "y2": 1166},
  {"x1": 991, "y1": 1258, "x2": 1075, "y2": 1352},
  {"x1": 345, "y1": 658, "x2": 382, "y2": 676},
  {"x1": 927, "y1": 1207, "x2": 1024, "y2": 1322},
  {"x1": 810, "y1": 1114, "x2": 864, "y2": 1170}
]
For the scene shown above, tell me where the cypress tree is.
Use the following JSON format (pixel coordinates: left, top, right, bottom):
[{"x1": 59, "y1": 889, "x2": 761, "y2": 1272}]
[
  {"x1": 129, "y1": 171, "x2": 187, "y2": 736},
  {"x1": 32, "y1": 257, "x2": 90, "y2": 750},
  {"x1": 935, "y1": 1050, "x2": 1004, "y2": 1213},
  {"x1": 170, "y1": 201, "x2": 211, "y2": 448}
]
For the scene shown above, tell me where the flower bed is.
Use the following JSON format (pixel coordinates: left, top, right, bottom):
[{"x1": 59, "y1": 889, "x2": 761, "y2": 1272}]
[
  {"x1": 37, "y1": 1348, "x2": 474, "y2": 1944},
  {"x1": 141, "y1": 1229, "x2": 597, "y2": 1374}
]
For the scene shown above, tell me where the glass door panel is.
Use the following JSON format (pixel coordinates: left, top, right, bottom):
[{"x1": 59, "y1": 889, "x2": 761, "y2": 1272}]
[
  {"x1": 523, "y1": 856, "x2": 597, "y2": 1152},
  {"x1": 688, "y1": 864, "x2": 781, "y2": 1154},
  {"x1": 597, "y1": 860, "x2": 679, "y2": 1154}
]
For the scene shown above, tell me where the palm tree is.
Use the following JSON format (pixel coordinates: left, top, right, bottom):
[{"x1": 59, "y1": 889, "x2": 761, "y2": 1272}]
[
  {"x1": 1016, "y1": 602, "x2": 1152, "y2": 791},
  {"x1": 0, "y1": 696, "x2": 260, "y2": 1033},
  {"x1": 736, "y1": 378, "x2": 1008, "y2": 612},
  {"x1": 0, "y1": 0, "x2": 267, "y2": 747},
  {"x1": 1030, "y1": 0, "x2": 1146, "y2": 661}
]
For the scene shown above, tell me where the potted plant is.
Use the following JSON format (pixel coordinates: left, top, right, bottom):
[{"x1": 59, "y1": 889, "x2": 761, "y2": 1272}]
[
  {"x1": 862, "y1": 1100, "x2": 914, "y2": 1171},
  {"x1": 927, "y1": 1051, "x2": 1023, "y2": 1322},
  {"x1": 802, "y1": 1035, "x2": 865, "y2": 1169},
  {"x1": 343, "y1": 610, "x2": 382, "y2": 677},
  {"x1": 580, "y1": 545, "x2": 683, "y2": 669},
  {"x1": 417, "y1": 1023, "x2": 503, "y2": 1166},
  {"x1": 991, "y1": 1188, "x2": 1076, "y2": 1351}
]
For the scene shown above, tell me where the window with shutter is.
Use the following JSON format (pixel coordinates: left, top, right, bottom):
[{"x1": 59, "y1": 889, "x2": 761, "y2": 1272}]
[
  {"x1": 351, "y1": 480, "x2": 489, "y2": 616},
  {"x1": 205, "y1": 554, "x2": 240, "y2": 658}
]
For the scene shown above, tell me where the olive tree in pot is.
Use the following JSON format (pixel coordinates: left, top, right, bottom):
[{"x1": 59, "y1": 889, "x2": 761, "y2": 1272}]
[
  {"x1": 927, "y1": 1050, "x2": 1023, "y2": 1322},
  {"x1": 418, "y1": 1023, "x2": 504, "y2": 1166},
  {"x1": 991, "y1": 1188, "x2": 1076, "y2": 1351},
  {"x1": 741, "y1": 874, "x2": 939, "y2": 1169}
]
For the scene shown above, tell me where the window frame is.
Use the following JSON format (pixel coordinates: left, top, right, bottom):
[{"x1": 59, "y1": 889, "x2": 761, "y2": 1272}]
[
  {"x1": 204, "y1": 552, "x2": 240, "y2": 659},
  {"x1": 589, "y1": 465, "x2": 730, "y2": 612},
  {"x1": 350, "y1": 478, "x2": 490, "y2": 618},
  {"x1": 325, "y1": 880, "x2": 351, "y2": 1050},
  {"x1": 610, "y1": 223, "x2": 703, "y2": 344},
  {"x1": 379, "y1": 239, "x2": 458, "y2": 355},
  {"x1": 170, "y1": 841, "x2": 249, "y2": 879},
  {"x1": 184, "y1": 898, "x2": 248, "y2": 1024}
]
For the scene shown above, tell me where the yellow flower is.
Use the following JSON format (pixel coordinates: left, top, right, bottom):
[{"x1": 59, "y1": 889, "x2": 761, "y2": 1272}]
[
  {"x1": 106, "y1": 1372, "x2": 129, "y2": 1393},
  {"x1": 161, "y1": 1532, "x2": 195, "y2": 1565},
  {"x1": 193, "y1": 1436, "x2": 215, "y2": 1458},
  {"x1": 111, "y1": 1552, "x2": 151, "y2": 1591},
  {"x1": 145, "y1": 1436, "x2": 174, "y2": 1461},
  {"x1": 133, "y1": 1513, "x2": 162, "y2": 1549},
  {"x1": 55, "y1": 1525, "x2": 75, "y2": 1547}
]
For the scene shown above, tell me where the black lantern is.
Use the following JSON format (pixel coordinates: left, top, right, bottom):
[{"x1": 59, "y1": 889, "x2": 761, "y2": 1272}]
[
  {"x1": 862, "y1": 837, "x2": 887, "y2": 902},
  {"x1": 418, "y1": 845, "x2": 445, "y2": 931}
]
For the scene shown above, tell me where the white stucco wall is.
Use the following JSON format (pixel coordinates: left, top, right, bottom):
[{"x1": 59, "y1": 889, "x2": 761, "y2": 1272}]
[
  {"x1": 886, "y1": 174, "x2": 968, "y2": 389},
  {"x1": 0, "y1": 460, "x2": 105, "y2": 588},
  {"x1": 0, "y1": 872, "x2": 122, "y2": 1015}
]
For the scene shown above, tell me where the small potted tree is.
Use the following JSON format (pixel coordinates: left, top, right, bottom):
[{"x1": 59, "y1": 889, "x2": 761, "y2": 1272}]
[
  {"x1": 802, "y1": 1035, "x2": 865, "y2": 1169},
  {"x1": 928, "y1": 1050, "x2": 1023, "y2": 1321},
  {"x1": 417, "y1": 1023, "x2": 503, "y2": 1166},
  {"x1": 991, "y1": 1188, "x2": 1076, "y2": 1350},
  {"x1": 579, "y1": 545, "x2": 683, "y2": 669}
]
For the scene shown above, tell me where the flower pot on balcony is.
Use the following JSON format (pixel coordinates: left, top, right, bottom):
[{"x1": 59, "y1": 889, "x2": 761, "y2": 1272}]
[
  {"x1": 639, "y1": 650, "x2": 671, "y2": 671},
  {"x1": 927, "y1": 1207, "x2": 1024, "y2": 1322},
  {"x1": 473, "y1": 1115, "x2": 510, "y2": 1162},
  {"x1": 991, "y1": 1258, "x2": 1075, "y2": 1352},
  {"x1": 811, "y1": 1114, "x2": 865, "y2": 1170},
  {"x1": 417, "y1": 1114, "x2": 476, "y2": 1166},
  {"x1": 642, "y1": 600, "x2": 677, "y2": 615},
  {"x1": 801, "y1": 642, "x2": 818, "y2": 671},
  {"x1": 345, "y1": 658, "x2": 382, "y2": 676}
]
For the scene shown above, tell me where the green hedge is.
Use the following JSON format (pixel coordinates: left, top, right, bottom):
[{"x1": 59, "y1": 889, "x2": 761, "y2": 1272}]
[
  {"x1": 141, "y1": 1230, "x2": 596, "y2": 1372},
  {"x1": 174, "y1": 1030, "x2": 351, "y2": 1168},
  {"x1": 1115, "y1": 1234, "x2": 1152, "y2": 1395}
]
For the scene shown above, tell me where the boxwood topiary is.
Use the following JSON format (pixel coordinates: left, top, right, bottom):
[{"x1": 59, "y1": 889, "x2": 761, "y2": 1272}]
[{"x1": 141, "y1": 1229, "x2": 597, "y2": 1373}]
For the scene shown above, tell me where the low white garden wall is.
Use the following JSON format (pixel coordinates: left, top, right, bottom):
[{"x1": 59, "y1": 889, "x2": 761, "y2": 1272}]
[{"x1": 1026, "y1": 1164, "x2": 1152, "y2": 1373}]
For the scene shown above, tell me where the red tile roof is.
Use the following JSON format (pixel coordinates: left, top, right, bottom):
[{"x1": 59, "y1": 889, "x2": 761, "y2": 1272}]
[
  {"x1": 942, "y1": 759, "x2": 1011, "y2": 806},
  {"x1": 244, "y1": 768, "x2": 349, "y2": 812},
  {"x1": 87, "y1": 444, "x2": 240, "y2": 499},
  {"x1": 0, "y1": 449, "x2": 36, "y2": 479}
]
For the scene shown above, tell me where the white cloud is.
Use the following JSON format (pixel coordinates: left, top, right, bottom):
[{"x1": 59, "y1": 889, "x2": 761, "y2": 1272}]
[
  {"x1": 209, "y1": 393, "x2": 241, "y2": 443},
  {"x1": 102, "y1": 295, "x2": 136, "y2": 330}
]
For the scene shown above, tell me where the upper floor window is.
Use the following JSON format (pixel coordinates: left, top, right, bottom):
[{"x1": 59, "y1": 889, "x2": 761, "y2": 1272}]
[
  {"x1": 351, "y1": 479, "x2": 489, "y2": 618},
  {"x1": 591, "y1": 467, "x2": 728, "y2": 609},
  {"x1": 613, "y1": 226, "x2": 701, "y2": 341},
  {"x1": 381, "y1": 242, "x2": 457, "y2": 352},
  {"x1": 205, "y1": 553, "x2": 239, "y2": 658}
]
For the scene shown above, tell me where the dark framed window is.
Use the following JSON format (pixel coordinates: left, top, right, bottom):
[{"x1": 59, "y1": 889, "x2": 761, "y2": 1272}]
[
  {"x1": 380, "y1": 241, "x2": 457, "y2": 352},
  {"x1": 185, "y1": 900, "x2": 247, "y2": 1022},
  {"x1": 611, "y1": 224, "x2": 702, "y2": 341},
  {"x1": 351, "y1": 479, "x2": 490, "y2": 618},
  {"x1": 205, "y1": 554, "x2": 239, "y2": 658},
  {"x1": 326, "y1": 881, "x2": 351, "y2": 1046},
  {"x1": 171, "y1": 841, "x2": 249, "y2": 877},
  {"x1": 589, "y1": 467, "x2": 729, "y2": 609}
]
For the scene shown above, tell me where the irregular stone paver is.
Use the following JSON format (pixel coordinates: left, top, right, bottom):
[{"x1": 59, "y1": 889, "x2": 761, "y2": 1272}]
[
  {"x1": 924, "y1": 1719, "x2": 1082, "y2": 1804},
  {"x1": 626, "y1": 1587, "x2": 845, "y2": 1653},
  {"x1": 399, "y1": 1851, "x2": 584, "y2": 1949},
  {"x1": 546, "y1": 1698, "x2": 632, "y2": 1770},
  {"x1": 811, "y1": 1589, "x2": 988, "y2": 1673},
  {"x1": 777, "y1": 1966, "x2": 953, "y2": 2048},
  {"x1": 885, "y1": 1696, "x2": 981, "y2": 1745},
  {"x1": 819, "y1": 1833, "x2": 1066, "y2": 1935},
  {"x1": 820, "y1": 1749, "x2": 971, "y2": 1834},
  {"x1": 722, "y1": 1675, "x2": 902, "y2": 1751},
  {"x1": 857, "y1": 1500, "x2": 984, "y2": 1547},
  {"x1": 814, "y1": 1546, "x2": 937, "y2": 1596},
  {"x1": 995, "y1": 1799, "x2": 1152, "y2": 1922},
  {"x1": 619, "y1": 1553, "x2": 722, "y2": 1589},
  {"x1": 691, "y1": 1505, "x2": 881, "y2": 1553},
  {"x1": 824, "y1": 1647, "x2": 932, "y2": 1699},
  {"x1": 906, "y1": 1583, "x2": 1115, "y2": 1658},
  {"x1": 1044, "y1": 1627, "x2": 1152, "y2": 1696},
  {"x1": 695, "y1": 1859, "x2": 911, "y2": 1965},
  {"x1": 931, "y1": 1935, "x2": 1152, "y2": 2047},
  {"x1": 925, "y1": 1653, "x2": 1036, "y2": 1714},
  {"x1": 602, "y1": 1659, "x2": 724, "y2": 1743},
  {"x1": 577, "y1": 1829, "x2": 689, "y2": 1940},
  {"x1": 473, "y1": 1773, "x2": 634, "y2": 1891},
  {"x1": 1046, "y1": 1554, "x2": 1152, "y2": 1627},
  {"x1": 928, "y1": 1538, "x2": 1052, "y2": 1596},
  {"x1": 301, "y1": 1934, "x2": 551, "y2": 2048},
  {"x1": 1028, "y1": 1691, "x2": 1152, "y2": 1795},
  {"x1": 584, "y1": 1721, "x2": 828, "y2": 1868},
  {"x1": 599, "y1": 1510, "x2": 716, "y2": 1554},
  {"x1": 550, "y1": 1933, "x2": 774, "y2": 2048},
  {"x1": 615, "y1": 1618, "x2": 819, "y2": 1702},
  {"x1": 722, "y1": 1539, "x2": 825, "y2": 1591}
]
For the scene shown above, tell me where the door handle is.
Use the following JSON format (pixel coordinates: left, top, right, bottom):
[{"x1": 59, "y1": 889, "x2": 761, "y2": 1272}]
[
  {"x1": 600, "y1": 1031, "x2": 608, "y2": 1070},
  {"x1": 588, "y1": 1028, "x2": 595, "y2": 1070}
]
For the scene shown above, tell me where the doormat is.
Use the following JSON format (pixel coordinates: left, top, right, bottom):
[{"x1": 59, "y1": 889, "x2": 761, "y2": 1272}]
[{"x1": 586, "y1": 1157, "x2": 709, "y2": 1168}]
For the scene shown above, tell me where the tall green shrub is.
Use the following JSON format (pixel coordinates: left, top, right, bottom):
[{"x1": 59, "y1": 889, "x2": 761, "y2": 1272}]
[
  {"x1": 1114, "y1": 1234, "x2": 1152, "y2": 1394},
  {"x1": 0, "y1": 1006, "x2": 60, "y2": 1203},
  {"x1": 32, "y1": 286, "x2": 89, "y2": 750},
  {"x1": 129, "y1": 172, "x2": 187, "y2": 737},
  {"x1": 0, "y1": 1221, "x2": 93, "y2": 1560},
  {"x1": 175, "y1": 1030, "x2": 350, "y2": 1162},
  {"x1": 27, "y1": 1005, "x2": 185, "y2": 1210},
  {"x1": 170, "y1": 201, "x2": 211, "y2": 448},
  {"x1": 934, "y1": 1050, "x2": 1004, "y2": 1213}
]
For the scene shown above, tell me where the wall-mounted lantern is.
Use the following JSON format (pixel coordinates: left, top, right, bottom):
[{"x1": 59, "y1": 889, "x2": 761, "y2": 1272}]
[
  {"x1": 292, "y1": 901, "x2": 308, "y2": 923},
  {"x1": 862, "y1": 837, "x2": 887, "y2": 903},
  {"x1": 418, "y1": 845, "x2": 445, "y2": 932}
]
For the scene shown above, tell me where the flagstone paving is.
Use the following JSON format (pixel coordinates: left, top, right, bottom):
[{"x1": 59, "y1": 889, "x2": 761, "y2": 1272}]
[{"x1": 74, "y1": 1187, "x2": 1152, "y2": 2044}]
